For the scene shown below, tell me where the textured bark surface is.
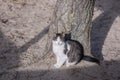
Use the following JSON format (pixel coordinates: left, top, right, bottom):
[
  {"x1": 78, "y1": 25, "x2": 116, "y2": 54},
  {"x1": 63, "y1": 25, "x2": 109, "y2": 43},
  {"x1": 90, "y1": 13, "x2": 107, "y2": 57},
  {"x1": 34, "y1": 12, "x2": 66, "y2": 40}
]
[{"x1": 48, "y1": 0, "x2": 94, "y2": 55}]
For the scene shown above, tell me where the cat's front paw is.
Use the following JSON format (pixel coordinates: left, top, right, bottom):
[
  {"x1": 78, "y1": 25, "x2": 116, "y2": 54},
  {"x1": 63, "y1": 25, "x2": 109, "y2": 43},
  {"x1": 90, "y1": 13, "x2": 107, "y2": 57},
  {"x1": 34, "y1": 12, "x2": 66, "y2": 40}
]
[
  {"x1": 54, "y1": 64, "x2": 61, "y2": 68},
  {"x1": 66, "y1": 64, "x2": 70, "y2": 67}
]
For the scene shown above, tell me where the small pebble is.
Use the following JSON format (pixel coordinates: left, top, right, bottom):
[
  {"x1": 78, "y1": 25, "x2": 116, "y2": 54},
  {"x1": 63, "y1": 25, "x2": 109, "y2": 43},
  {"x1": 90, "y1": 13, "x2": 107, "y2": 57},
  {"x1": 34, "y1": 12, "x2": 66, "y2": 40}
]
[{"x1": 1, "y1": 19, "x2": 8, "y2": 24}]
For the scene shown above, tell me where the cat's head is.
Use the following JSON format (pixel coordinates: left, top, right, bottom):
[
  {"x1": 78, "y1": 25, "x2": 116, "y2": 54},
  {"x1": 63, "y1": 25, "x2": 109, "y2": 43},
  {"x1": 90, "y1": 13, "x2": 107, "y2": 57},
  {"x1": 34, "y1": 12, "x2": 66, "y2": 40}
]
[{"x1": 52, "y1": 33, "x2": 65, "y2": 45}]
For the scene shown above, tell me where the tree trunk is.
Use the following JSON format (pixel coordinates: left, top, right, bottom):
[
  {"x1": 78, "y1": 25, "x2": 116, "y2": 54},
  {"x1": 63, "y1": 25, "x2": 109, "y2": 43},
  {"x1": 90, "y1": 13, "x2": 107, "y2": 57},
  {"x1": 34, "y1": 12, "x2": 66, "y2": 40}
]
[{"x1": 47, "y1": 0, "x2": 94, "y2": 56}]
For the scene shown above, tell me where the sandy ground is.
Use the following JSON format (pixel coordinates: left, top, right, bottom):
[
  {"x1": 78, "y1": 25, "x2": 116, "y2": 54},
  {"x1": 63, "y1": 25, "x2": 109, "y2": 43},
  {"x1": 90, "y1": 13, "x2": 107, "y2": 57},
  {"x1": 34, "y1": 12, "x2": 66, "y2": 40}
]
[{"x1": 0, "y1": 0, "x2": 120, "y2": 80}]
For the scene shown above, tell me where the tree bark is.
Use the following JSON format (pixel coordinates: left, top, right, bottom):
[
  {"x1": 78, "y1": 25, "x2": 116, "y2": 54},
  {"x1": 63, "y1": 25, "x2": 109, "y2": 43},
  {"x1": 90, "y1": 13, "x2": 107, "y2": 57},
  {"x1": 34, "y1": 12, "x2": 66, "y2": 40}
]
[{"x1": 47, "y1": 0, "x2": 95, "y2": 56}]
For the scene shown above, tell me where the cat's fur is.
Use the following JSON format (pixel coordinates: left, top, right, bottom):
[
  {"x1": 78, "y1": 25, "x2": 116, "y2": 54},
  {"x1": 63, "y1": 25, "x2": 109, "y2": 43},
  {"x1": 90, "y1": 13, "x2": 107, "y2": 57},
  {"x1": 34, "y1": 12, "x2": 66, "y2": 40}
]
[{"x1": 52, "y1": 33, "x2": 100, "y2": 68}]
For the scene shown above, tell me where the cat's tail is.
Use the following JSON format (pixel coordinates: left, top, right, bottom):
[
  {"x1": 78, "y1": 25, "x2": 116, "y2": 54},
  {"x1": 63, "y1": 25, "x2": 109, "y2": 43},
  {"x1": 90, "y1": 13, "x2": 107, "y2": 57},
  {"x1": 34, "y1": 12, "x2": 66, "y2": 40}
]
[{"x1": 82, "y1": 55, "x2": 100, "y2": 65}]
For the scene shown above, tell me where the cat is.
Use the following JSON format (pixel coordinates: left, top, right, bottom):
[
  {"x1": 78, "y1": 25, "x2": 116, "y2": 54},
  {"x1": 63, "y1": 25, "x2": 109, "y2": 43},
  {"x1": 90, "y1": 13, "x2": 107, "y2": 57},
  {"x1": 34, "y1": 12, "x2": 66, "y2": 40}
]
[{"x1": 52, "y1": 33, "x2": 100, "y2": 68}]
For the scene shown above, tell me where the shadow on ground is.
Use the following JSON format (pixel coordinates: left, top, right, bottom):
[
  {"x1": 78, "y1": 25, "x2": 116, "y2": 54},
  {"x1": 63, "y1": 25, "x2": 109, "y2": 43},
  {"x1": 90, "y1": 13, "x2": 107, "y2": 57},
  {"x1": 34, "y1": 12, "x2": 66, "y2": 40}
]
[
  {"x1": 90, "y1": 0, "x2": 120, "y2": 60},
  {"x1": 0, "y1": 60, "x2": 120, "y2": 80},
  {"x1": 0, "y1": 30, "x2": 19, "y2": 71},
  {"x1": 0, "y1": 25, "x2": 49, "y2": 72}
]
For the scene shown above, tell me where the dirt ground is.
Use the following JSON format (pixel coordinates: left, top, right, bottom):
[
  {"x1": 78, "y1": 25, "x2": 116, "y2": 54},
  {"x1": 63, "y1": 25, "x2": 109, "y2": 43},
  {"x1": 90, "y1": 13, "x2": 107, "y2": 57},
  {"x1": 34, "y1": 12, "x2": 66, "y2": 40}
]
[{"x1": 0, "y1": 0, "x2": 120, "y2": 80}]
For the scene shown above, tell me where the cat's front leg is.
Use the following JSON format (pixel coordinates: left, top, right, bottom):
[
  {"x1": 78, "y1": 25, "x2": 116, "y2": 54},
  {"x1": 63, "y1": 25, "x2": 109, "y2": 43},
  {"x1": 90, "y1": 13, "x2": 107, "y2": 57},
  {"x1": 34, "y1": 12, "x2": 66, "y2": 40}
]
[
  {"x1": 54, "y1": 56, "x2": 61, "y2": 68},
  {"x1": 54, "y1": 55, "x2": 67, "y2": 68}
]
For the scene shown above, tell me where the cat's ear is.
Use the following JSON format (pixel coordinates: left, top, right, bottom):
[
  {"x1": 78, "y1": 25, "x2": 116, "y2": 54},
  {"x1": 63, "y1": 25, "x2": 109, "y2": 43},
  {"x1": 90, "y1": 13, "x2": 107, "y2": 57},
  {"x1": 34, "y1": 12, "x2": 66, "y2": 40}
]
[{"x1": 62, "y1": 32, "x2": 65, "y2": 37}]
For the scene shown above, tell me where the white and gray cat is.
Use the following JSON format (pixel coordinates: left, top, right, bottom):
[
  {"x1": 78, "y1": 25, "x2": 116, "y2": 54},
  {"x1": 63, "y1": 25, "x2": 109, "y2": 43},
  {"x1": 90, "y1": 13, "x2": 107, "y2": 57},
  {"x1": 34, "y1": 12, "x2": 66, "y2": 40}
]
[{"x1": 52, "y1": 33, "x2": 100, "y2": 68}]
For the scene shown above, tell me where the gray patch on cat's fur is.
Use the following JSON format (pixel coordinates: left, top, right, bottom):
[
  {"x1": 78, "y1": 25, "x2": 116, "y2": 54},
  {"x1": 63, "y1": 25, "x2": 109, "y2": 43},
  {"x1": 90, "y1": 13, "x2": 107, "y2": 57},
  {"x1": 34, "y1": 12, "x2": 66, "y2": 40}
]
[{"x1": 66, "y1": 40, "x2": 83, "y2": 63}]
